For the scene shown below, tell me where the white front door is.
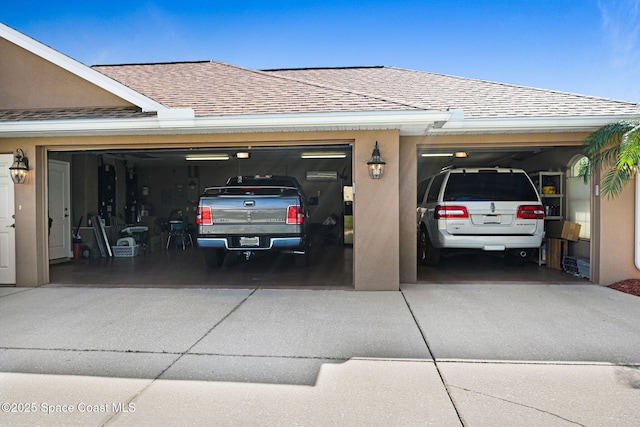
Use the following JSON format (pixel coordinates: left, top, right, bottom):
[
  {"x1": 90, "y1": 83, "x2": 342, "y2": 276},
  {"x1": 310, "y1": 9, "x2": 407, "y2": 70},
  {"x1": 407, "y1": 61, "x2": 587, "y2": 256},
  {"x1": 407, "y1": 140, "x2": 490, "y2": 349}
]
[
  {"x1": 0, "y1": 154, "x2": 16, "y2": 284},
  {"x1": 48, "y1": 160, "x2": 71, "y2": 260}
]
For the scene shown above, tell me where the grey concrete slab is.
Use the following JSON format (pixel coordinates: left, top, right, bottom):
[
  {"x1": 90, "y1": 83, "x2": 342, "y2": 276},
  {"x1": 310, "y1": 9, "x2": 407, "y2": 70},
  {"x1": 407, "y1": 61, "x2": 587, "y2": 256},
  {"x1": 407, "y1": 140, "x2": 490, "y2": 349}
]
[
  {"x1": 115, "y1": 359, "x2": 460, "y2": 426},
  {"x1": 161, "y1": 354, "x2": 337, "y2": 385},
  {"x1": 0, "y1": 348, "x2": 178, "y2": 379},
  {"x1": 439, "y1": 361, "x2": 640, "y2": 427},
  {"x1": 402, "y1": 284, "x2": 640, "y2": 364},
  {"x1": 190, "y1": 289, "x2": 431, "y2": 359},
  {"x1": 0, "y1": 288, "x2": 253, "y2": 353},
  {"x1": 0, "y1": 287, "x2": 31, "y2": 297}
]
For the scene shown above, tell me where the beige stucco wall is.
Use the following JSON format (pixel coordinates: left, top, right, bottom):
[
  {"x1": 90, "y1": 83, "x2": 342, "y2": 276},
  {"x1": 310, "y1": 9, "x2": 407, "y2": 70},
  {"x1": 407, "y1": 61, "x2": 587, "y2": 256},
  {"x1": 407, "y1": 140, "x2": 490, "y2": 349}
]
[
  {"x1": 352, "y1": 131, "x2": 400, "y2": 291},
  {"x1": 0, "y1": 38, "x2": 133, "y2": 110},
  {"x1": 597, "y1": 181, "x2": 639, "y2": 285}
]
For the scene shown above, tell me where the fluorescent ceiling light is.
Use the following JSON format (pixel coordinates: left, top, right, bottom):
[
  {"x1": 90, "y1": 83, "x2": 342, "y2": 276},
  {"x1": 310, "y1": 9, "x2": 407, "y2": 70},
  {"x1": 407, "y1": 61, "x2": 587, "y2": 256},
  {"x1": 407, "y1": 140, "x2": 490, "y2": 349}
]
[
  {"x1": 421, "y1": 153, "x2": 453, "y2": 157},
  {"x1": 301, "y1": 152, "x2": 347, "y2": 159},
  {"x1": 185, "y1": 154, "x2": 230, "y2": 161}
]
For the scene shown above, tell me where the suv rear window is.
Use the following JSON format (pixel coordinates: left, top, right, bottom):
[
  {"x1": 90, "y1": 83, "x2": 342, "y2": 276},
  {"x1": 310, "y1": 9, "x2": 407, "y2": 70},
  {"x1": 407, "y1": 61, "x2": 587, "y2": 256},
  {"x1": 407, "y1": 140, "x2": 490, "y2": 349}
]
[{"x1": 443, "y1": 172, "x2": 538, "y2": 202}]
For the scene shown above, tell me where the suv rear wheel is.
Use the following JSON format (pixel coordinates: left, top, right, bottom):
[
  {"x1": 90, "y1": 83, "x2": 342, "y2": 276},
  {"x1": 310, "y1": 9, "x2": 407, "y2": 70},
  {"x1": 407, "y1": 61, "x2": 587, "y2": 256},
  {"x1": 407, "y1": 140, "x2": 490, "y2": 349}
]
[{"x1": 419, "y1": 229, "x2": 440, "y2": 266}]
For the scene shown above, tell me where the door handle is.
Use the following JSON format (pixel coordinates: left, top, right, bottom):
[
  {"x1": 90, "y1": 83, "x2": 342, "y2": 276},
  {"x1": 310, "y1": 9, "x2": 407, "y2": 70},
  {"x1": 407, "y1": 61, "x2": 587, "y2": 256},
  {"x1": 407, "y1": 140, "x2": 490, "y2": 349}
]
[{"x1": 7, "y1": 224, "x2": 15, "y2": 228}]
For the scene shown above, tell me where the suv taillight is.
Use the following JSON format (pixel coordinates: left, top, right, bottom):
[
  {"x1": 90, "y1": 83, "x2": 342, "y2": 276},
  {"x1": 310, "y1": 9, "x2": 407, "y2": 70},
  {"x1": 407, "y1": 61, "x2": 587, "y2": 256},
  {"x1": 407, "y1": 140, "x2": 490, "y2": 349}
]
[
  {"x1": 287, "y1": 205, "x2": 305, "y2": 224},
  {"x1": 197, "y1": 206, "x2": 212, "y2": 225},
  {"x1": 517, "y1": 205, "x2": 545, "y2": 219},
  {"x1": 435, "y1": 205, "x2": 469, "y2": 219}
]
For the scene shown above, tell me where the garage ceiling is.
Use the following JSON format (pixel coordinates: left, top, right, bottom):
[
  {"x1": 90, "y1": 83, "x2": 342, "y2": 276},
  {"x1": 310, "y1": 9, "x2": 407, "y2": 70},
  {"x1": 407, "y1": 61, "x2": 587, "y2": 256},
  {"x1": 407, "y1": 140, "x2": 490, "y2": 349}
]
[
  {"x1": 61, "y1": 145, "x2": 552, "y2": 167},
  {"x1": 62, "y1": 144, "x2": 353, "y2": 167}
]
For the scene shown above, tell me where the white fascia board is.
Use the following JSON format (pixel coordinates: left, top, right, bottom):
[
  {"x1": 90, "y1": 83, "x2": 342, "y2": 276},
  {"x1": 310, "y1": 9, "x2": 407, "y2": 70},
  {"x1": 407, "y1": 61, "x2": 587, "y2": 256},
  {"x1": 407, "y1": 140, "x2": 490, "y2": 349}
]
[
  {"x1": 432, "y1": 115, "x2": 637, "y2": 134},
  {"x1": 0, "y1": 110, "x2": 452, "y2": 138},
  {"x1": 0, "y1": 23, "x2": 167, "y2": 113}
]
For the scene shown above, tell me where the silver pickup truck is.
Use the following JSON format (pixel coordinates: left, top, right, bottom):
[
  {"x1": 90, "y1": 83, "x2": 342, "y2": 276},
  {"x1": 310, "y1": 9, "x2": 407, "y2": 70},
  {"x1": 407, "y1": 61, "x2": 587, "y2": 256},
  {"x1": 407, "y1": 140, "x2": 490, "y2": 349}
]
[{"x1": 196, "y1": 175, "x2": 310, "y2": 268}]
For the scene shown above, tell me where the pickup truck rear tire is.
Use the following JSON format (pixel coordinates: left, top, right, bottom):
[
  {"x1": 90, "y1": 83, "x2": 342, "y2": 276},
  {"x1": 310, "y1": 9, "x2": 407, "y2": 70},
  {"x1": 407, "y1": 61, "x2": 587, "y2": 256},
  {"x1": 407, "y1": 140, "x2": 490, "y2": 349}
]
[
  {"x1": 419, "y1": 229, "x2": 440, "y2": 266},
  {"x1": 204, "y1": 248, "x2": 226, "y2": 268}
]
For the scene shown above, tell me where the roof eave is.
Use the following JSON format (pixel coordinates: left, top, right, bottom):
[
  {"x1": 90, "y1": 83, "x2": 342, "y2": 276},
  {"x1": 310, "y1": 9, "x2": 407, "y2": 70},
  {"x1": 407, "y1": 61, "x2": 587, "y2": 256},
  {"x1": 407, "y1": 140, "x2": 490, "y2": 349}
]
[
  {"x1": 0, "y1": 110, "x2": 453, "y2": 138},
  {"x1": 429, "y1": 114, "x2": 638, "y2": 135}
]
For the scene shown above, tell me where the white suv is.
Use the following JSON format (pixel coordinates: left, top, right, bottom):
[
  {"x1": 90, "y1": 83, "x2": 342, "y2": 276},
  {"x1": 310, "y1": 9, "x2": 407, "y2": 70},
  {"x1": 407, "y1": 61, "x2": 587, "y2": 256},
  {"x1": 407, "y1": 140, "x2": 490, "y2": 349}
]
[{"x1": 417, "y1": 168, "x2": 544, "y2": 266}]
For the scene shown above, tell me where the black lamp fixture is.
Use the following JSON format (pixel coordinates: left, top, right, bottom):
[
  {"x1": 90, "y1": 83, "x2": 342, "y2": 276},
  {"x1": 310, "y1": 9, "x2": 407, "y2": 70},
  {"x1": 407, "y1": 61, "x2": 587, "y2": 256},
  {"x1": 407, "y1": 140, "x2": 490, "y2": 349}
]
[
  {"x1": 367, "y1": 141, "x2": 386, "y2": 179},
  {"x1": 9, "y1": 148, "x2": 29, "y2": 184}
]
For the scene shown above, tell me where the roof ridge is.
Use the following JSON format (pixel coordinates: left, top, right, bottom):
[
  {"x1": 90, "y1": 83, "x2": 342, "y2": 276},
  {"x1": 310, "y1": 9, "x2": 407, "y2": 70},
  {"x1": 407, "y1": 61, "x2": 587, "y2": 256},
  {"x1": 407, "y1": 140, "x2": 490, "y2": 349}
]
[
  {"x1": 261, "y1": 66, "x2": 429, "y2": 111},
  {"x1": 262, "y1": 65, "x2": 385, "y2": 72},
  {"x1": 92, "y1": 60, "x2": 213, "y2": 67},
  {"x1": 385, "y1": 66, "x2": 640, "y2": 106}
]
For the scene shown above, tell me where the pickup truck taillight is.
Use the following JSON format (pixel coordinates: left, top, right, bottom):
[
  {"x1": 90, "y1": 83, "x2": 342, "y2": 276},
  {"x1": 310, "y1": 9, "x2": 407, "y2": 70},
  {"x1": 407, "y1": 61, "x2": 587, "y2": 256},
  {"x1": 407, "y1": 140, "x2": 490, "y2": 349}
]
[
  {"x1": 517, "y1": 205, "x2": 545, "y2": 219},
  {"x1": 197, "y1": 206, "x2": 212, "y2": 225},
  {"x1": 435, "y1": 205, "x2": 469, "y2": 219},
  {"x1": 287, "y1": 205, "x2": 305, "y2": 224}
]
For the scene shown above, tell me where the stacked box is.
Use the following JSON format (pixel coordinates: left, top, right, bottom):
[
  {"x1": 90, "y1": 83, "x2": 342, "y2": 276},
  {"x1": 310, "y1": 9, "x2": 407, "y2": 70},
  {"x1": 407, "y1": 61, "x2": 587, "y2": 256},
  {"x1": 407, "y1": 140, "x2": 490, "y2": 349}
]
[
  {"x1": 546, "y1": 238, "x2": 568, "y2": 270},
  {"x1": 545, "y1": 221, "x2": 581, "y2": 241},
  {"x1": 562, "y1": 256, "x2": 590, "y2": 279}
]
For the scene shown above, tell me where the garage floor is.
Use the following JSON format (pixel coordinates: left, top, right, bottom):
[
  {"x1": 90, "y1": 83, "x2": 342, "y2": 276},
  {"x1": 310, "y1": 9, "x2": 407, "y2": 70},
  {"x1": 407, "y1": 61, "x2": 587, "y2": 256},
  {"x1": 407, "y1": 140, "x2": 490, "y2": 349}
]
[
  {"x1": 48, "y1": 244, "x2": 354, "y2": 289},
  {"x1": 418, "y1": 251, "x2": 590, "y2": 284},
  {"x1": 47, "y1": 244, "x2": 588, "y2": 289}
]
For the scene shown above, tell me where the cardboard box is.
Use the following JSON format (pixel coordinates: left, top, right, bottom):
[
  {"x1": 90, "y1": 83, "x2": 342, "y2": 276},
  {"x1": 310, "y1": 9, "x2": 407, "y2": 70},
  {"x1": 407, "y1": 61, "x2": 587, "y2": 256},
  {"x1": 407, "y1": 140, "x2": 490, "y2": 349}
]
[
  {"x1": 545, "y1": 221, "x2": 581, "y2": 241},
  {"x1": 547, "y1": 238, "x2": 568, "y2": 270}
]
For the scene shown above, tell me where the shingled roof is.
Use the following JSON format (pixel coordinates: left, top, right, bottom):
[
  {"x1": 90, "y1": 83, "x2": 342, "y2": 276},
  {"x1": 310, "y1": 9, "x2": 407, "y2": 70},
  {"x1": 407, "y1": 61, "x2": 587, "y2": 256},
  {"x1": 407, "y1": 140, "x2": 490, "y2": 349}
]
[
  {"x1": 265, "y1": 66, "x2": 640, "y2": 119},
  {"x1": 92, "y1": 61, "x2": 419, "y2": 117},
  {"x1": 92, "y1": 61, "x2": 640, "y2": 119}
]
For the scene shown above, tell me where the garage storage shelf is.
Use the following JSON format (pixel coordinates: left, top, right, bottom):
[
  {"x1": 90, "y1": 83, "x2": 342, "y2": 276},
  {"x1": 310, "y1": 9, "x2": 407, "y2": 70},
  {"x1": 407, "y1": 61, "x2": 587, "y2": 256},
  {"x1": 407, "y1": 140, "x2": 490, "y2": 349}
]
[
  {"x1": 533, "y1": 171, "x2": 564, "y2": 220},
  {"x1": 531, "y1": 171, "x2": 565, "y2": 266}
]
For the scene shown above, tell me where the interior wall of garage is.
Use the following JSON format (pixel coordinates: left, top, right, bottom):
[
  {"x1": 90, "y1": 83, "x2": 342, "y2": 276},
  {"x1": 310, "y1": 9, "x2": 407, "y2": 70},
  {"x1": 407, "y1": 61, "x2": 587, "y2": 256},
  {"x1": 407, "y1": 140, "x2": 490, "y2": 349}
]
[{"x1": 134, "y1": 153, "x2": 352, "y2": 225}]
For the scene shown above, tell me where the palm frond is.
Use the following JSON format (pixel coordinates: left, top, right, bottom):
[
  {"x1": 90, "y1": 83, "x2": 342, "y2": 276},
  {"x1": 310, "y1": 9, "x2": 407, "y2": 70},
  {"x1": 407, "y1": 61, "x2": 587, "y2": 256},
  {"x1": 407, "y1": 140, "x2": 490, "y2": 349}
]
[
  {"x1": 582, "y1": 120, "x2": 640, "y2": 197},
  {"x1": 583, "y1": 121, "x2": 636, "y2": 156},
  {"x1": 617, "y1": 123, "x2": 640, "y2": 169},
  {"x1": 600, "y1": 165, "x2": 635, "y2": 198}
]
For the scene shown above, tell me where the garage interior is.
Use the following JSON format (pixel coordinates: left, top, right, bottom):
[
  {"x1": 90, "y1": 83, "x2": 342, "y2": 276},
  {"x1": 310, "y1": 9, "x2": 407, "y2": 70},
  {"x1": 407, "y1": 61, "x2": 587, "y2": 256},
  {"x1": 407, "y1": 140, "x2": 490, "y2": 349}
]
[
  {"x1": 48, "y1": 143, "x2": 355, "y2": 288},
  {"x1": 415, "y1": 144, "x2": 591, "y2": 285},
  {"x1": 47, "y1": 143, "x2": 591, "y2": 288}
]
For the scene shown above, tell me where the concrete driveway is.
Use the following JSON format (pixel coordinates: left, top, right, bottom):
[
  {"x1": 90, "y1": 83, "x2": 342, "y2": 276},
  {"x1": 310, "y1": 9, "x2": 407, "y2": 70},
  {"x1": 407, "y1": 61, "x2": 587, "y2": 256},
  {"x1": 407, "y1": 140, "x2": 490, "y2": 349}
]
[{"x1": 0, "y1": 284, "x2": 638, "y2": 426}]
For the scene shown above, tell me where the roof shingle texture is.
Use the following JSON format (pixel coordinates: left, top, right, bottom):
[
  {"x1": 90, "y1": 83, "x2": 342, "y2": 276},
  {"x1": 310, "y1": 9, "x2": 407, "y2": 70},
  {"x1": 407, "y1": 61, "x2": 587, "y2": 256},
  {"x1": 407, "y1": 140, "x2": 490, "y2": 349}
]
[
  {"x1": 92, "y1": 62, "x2": 418, "y2": 117},
  {"x1": 267, "y1": 67, "x2": 640, "y2": 118},
  {"x1": 91, "y1": 62, "x2": 640, "y2": 119}
]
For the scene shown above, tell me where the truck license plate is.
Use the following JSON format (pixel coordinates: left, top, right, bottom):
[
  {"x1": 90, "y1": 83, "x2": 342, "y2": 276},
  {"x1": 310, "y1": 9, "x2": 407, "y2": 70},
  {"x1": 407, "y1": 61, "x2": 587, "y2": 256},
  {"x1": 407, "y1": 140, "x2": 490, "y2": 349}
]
[{"x1": 240, "y1": 236, "x2": 260, "y2": 247}]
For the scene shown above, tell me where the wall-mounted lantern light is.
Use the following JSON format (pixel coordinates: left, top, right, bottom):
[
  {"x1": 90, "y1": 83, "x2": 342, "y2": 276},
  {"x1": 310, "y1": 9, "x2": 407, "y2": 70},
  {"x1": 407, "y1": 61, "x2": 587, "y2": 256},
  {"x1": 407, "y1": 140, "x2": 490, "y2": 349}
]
[
  {"x1": 9, "y1": 148, "x2": 29, "y2": 184},
  {"x1": 367, "y1": 141, "x2": 386, "y2": 179}
]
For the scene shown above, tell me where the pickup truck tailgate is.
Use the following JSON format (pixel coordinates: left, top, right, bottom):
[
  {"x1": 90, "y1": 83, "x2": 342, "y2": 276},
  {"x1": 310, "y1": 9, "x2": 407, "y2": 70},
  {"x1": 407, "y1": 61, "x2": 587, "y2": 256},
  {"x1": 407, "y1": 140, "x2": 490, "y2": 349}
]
[{"x1": 199, "y1": 194, "x2": 303, "y2": 235}]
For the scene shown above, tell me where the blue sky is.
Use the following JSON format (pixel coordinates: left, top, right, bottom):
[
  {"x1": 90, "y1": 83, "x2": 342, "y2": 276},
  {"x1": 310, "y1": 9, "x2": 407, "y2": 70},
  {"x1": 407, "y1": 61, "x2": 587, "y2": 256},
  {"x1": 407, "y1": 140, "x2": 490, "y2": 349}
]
[{"x1": 3, "y1": 0, "x2": 640, "y2": 102}]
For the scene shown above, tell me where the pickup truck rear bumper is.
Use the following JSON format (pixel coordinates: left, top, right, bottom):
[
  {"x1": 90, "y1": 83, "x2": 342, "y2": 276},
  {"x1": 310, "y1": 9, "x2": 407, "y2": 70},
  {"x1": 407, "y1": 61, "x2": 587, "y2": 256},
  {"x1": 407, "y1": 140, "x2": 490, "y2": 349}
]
[{"x1": 197, "y1": 236, "x2": 304, "y2": 251}]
